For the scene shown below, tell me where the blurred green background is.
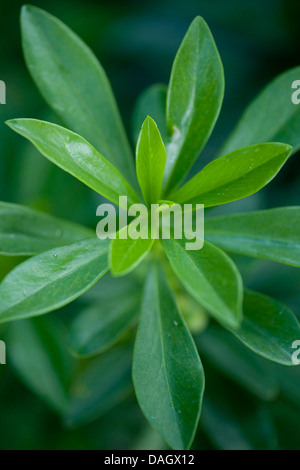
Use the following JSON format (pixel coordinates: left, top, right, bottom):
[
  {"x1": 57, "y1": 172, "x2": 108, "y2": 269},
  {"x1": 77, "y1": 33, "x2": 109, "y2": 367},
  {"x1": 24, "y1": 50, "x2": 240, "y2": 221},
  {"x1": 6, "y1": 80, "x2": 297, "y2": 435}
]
[{"x1": 0, "y1": 0, "x2": 299, "y2": 450}]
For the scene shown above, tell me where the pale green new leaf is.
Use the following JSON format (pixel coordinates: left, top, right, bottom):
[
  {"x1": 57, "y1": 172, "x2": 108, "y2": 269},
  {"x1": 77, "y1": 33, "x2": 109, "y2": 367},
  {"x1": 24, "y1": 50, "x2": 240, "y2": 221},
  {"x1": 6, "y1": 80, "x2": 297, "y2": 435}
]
[
  {"x1": 162, "y1": 238, "x2": 243, "y2": 329},
  {"x1": 68, "y1": 293, "x2": 140, "y2": 357},
  {"x1": 109, "y1": 225, "x2": 154, "y2": 276},
  {"x1": 0, "y1": 201, "x2": 94, "y2": 256},
  {"x1": 21, "y1": 5, "x2": 136, "y2": 186},
  {"x1": 6, "y1": 119, "x2": 139, "y2": 207},
  {"x1": 170, "y1": 143, "x2": 292, "y2": 207},
  {"x1": 136, "y1": 116, "x2": 167, "y2": 205},
  {"x1": 0, "y1": 238, "x2": 109, "y2": 323},
  {"x1": 230, "y1": 290, "x2": 300, "y2": 366},
  {"x1": 221, "y1": 67, "x2": 300, "y2": 155},
  {"x1": 206, "y1": 207, "x2": 300, "y2": 267},
  {"x1": 133, "y1": 264, "x2": 204, "y2": 450},
  {"x1": 164, "y1": 16, "x2": 224, "y2": 193}
]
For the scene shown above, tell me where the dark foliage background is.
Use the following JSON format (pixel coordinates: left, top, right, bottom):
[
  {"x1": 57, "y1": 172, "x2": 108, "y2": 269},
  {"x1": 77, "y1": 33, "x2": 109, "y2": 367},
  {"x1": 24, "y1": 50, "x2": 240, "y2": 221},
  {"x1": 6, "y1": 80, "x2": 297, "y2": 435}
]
[{"x1": 0, "y1": 0, "x2": 299, "y2": 450}]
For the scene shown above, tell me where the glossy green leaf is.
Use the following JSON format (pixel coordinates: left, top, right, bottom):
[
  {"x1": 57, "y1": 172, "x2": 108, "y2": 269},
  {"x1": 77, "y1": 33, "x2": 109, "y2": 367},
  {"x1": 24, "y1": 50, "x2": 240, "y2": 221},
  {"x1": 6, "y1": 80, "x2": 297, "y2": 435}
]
[
  {"x1": 68, "y1": 293, "x2": 140, "y2": 357},
  {"x1": 221, "y1": 67, "x2": 300, "y2": 155},
  {"x1": 133, "y1": 264, "x2": 204, "y2": 450},
  {"x1": 6, "y1": 119, "x2": 139, "y2": 207},
  {"x1": 164, "y1": 16, "x2": 224, "y2": 193},
  {"x1": 170, "y1": 143, "x2": 292, "y2": 207},
  {"x1": 8, "y1": 315, "x2": 75, "y2": 412},
  {"x1": 132, "y1": 84, "x2": 167, "y2": 144},
  {"x1": 65, "y1": 343, "x2": 133, "y2": 427},
  {"x1": 196, "y1": 325, "x2": 279, "y2": 400},
  {"x1": 206, "y1": 207, "x2": 300, "y2": 267},
  {"x1": 162, "y1": 238, "x2": 243, "y2": 329},
  {"x1": 136, "y1": 116, "x2": 167, "y2": 205},
  {"x1": 230, "y1": 290, "x2": 300, "y2": 365},
  {"x1": 0, "y1": 201, "x2": 94, "y2": 256},
  {"x1": 21, "y1": 5, "x2": 136, "y2": 186},
  {"x1": 0, "y1": 238, "x2": 109, "y2": 323},
  {"x1": 109, "y1": 225, "x2": 154, "y2": 276}
]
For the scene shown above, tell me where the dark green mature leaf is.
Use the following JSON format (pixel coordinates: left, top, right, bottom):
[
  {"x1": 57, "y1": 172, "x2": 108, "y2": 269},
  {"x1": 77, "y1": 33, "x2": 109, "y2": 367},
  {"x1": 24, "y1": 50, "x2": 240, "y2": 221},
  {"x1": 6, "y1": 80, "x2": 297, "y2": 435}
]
[
  {"x1": 230, "y1": 291, "x2": 300, "y2": 365},
  {"x1": 6, "y1": 119, "x2": 139, "y2": 207},
  {"x1": 206, "y1": 207, "x2": 300, "y2": 267},
  {"x1": 68, "y1": 293, "x2": 140, "y2": 357},
  {"x1": 133, "y1": 264, "x2": 204, "y2": 450},
  {"x1": 196, "y1": 325, "x2": 279, "y2": 400},
  {"x1": 0, "y1": 238, "x2": 109, "y2": 323},
  {"x1": 21, "y1": 5, "x2": 136, "y2": 186},
  {"x1": 221, "y1": 67, "x2": 300, "y2": 155},
  {"x1": 132, "y1": 84, "x2": 167, "y2": 144},
  {"x1": 65, "y1": 343, "x2": 133, "y2": 427},
  {"x1": 8, "y1": 315, "x2": 75, "y2": 412},
  {"x1": 162, "y1": 238, "x2": 243, "y2": 329},
  {"x1": 170, "y1": 143, "x2": 292, "y2": 207},
  {"x1": 0, "y1": 201, "x2": 94, "y2": 256},
  {"x1": 109, "y1": 225, "x2": 154, "y2": 276},
  {"x1": 136, "y1": 116, "x2": 166, "y2": 205},
  {"x1": 164, "y1": 16, "x2": 224, "y2": 193}
]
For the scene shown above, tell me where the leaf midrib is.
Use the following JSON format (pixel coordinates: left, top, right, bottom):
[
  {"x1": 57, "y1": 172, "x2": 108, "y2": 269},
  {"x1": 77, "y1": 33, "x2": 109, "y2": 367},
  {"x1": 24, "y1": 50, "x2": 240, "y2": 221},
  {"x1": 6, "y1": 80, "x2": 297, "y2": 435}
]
[{"x1": 155, "y1": 274, "x2": 184, "y2": 448}]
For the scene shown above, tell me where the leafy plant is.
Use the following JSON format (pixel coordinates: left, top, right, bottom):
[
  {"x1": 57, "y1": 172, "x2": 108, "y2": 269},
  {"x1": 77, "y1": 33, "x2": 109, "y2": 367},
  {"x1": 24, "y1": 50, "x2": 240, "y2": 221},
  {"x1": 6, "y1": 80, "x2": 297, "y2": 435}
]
[{"x1": 1, "y1": 5, "x2": 300, "y2": 450}]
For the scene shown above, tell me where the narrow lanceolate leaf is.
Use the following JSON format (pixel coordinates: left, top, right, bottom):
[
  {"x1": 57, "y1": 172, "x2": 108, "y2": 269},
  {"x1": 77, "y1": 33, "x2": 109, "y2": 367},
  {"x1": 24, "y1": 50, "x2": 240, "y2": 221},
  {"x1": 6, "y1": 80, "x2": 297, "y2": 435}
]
[
  {"x1": 133, "y1": 265, "x2": 204, "y2": 450},
  {"x1": 170, "y1": 143, "x2": 292, "y2": 207},
  {"x1": 109, "y1": 225, "x2": 154, "y2": 276},
  {"x1": 68, "y1": 293, "x2": 140, "y2": 357},
  {"x1": 0, "y1": 201, "x2": 94, "y2": 256},
  {"x1": 9, "y1": 316, "x2": 75, "y2": 412},
  {"x1": 0, "y1": 238, "x2": 110, "y2": 324},
  {"x1": 6, "y1": 120, "x2": 139, "y2": 207},
  {"x1": 164, "y1": 16, "x2": 224, "y2": 193},
  {"x1": 136, "y1": 116, "x2": 167, "y2": 205},
  {"x1": 162, "y1": 238, "x2": 243, "y2": 329},
  {"x1": 132, "y1": 84, "x2": 168, "y2": 144},
  {"x1": 230, "y1": 290, "x2": 300, "y2": 366},
  {"x1": 221, "y1": 67, "x2": 300, "y2": 155},
  {"x1": 206, "y1": 207, "x2": 300, "y2": 267},
  {"x1": 21, "y1": 5, "x2": 136, "y2": 186}
]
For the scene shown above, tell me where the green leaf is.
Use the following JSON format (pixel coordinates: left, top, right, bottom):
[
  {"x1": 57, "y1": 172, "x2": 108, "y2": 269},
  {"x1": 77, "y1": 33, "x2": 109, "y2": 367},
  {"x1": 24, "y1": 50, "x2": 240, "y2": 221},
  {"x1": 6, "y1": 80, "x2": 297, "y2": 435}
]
[
  {"x1": 132, "y1": 84, "x2": 167, "y2": 144},
  {"x1": 133, "y1": 264, "x2": 204, "y2": 450},
  {"x1": 0, "y1": 238, "x2": 109, "y2": 324},
  {"x1": 68, "y1": 293, "x2": 140, "y2": 357},
  {"x1": 196, "y1": 325, "x2": 279, "y2": 400},
  {"x1": 206, "y1": 207, "x2": 300, "y2": 267},
  {"x1": 162, "y1": 238, "x2": 243, "y2": 329},
  {"x1": 170, "y1": 143, "x2": 292, "y2": 207},
  {"x1": 21, "y1": 5, "x2": 136, "y2": 186},
  {"x1": 201, "y1": 394, "x2": 276, "y2": 450},
  {"x1": 136, "y1": 116, "x2": 167, "y2": 205},
  {"x1": 109, "y1": 225, "x2": 154, "y2": 276},
  {"x1": 0, "y1": 201, "x2": 94, "y2": 256},
  {"x1": 8, "y1": 315, "x2": 75, "y2": 412},
  {"x1": 6, "y1": 119, "x2": 139, "y2": 207},
  {"x1": 230, "y1": 290, "x2": 300, "y2": 366},
  {"x1": 65, "y1": 343, "x2": 133, "y2": 427},
  {"x1": 221, "y1": 67, "x2": 300, "y2": 155},
  {"x1": 164, "y1": 16, "x2": 224, "y2": 193}
]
